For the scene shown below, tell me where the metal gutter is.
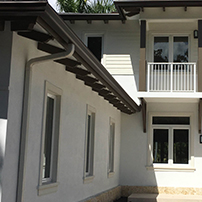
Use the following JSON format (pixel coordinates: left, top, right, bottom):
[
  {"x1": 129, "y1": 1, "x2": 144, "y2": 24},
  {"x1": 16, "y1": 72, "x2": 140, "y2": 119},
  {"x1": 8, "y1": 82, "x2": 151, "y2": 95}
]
[
  {"x1": 16, "y1": 44, "x2": 75, "y2": 202},
  {"x1": 38, "y1": 5, "x2": 141, "y2": 112}
]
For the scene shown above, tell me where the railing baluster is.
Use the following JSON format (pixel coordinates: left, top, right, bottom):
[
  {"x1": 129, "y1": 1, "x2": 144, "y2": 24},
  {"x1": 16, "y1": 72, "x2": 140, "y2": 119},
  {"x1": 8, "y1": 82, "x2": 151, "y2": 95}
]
[
  {"x1": 147, "y1": 62, "x2": 196, "y2": 92},
  {"x1": 157, "y1": 65, "x2": 159, "y2": 90},
  {"x1": 194, "y1": 63, "x2": 196, "y2": 92},
  {"x1": 151, "y1": 64, "x2": 153, "y2": 91},
  {"x1": 167, "y1": 64, "x2": 169, "y2": 91},
  {"x1": 187, "y1": 64, "x2": 189, "y2": 91},
  {"x1": 171, "y1": 63, "x2": 173, "y2": 92},
  {"x1": 190, "y1": 64, "x2": 192, "y2": 91},
  {"x1": 183, "y1": 65, "x2": 187, "y2": 91},
  {"x1": 181, "y1": 64, "x2": 182, "y2": 91}
]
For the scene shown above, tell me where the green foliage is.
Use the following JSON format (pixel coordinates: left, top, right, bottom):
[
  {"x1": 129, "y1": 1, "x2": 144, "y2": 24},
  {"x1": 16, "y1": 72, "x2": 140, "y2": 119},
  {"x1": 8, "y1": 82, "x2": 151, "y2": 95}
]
[{"x1": 57, "y1": 0, "x2": 116, "y2": 13}]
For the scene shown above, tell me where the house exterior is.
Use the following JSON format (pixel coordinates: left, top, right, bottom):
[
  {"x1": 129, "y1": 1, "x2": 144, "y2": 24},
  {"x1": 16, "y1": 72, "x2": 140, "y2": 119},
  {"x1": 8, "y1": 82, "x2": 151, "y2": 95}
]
[{"x1": 1, "y1": 1, "x2": 202, "y2": 202}]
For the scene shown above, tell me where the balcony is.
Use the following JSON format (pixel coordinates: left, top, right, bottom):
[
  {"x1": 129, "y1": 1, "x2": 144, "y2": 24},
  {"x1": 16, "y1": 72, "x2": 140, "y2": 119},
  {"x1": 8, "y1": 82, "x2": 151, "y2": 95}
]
[{"x1": 147, "y1": 63, "x2": 196, "y2": 92}]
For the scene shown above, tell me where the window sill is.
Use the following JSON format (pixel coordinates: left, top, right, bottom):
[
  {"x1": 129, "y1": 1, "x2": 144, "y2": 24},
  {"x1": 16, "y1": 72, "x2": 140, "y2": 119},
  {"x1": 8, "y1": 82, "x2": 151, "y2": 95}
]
[
  {"x1": 83, "y1": 175, "x2": 94, "y2": 184},
  {"x1": 146, "y1": 165, "x2": 196, "y2": 172},
  {"x1": 108, "y1": 172, "x2": 115, "y2": 178},
  {"x1": 38, "y1": 182, "x2": 59, "y2": 196}
]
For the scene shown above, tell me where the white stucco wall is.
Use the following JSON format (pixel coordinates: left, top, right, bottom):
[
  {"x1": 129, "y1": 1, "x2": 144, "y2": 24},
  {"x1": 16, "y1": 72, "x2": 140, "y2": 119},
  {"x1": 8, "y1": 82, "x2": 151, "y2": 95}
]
[
  {"x1": 5, "y1": 32, "x2": 121, "y2": 202},
  {"x1": 66, "y1": 20, "x2": 140, "y2": 96},
  {"x1": 120, "y1": 102, "x2": 202, "y2": 188}
]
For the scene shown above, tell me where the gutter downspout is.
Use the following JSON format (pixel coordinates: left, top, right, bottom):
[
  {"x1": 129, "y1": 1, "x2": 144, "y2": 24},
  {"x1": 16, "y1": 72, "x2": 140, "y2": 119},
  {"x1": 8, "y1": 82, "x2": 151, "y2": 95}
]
[{"x1": 16, "y1": 44, "x2": 75, "y2": 202}]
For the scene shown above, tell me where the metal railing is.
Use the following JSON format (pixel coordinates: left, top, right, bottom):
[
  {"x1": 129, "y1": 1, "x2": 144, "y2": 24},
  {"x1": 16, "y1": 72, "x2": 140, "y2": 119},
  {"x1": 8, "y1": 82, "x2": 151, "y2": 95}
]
[{"x1": 147, "y1": 63, "x2": 196, "y2": 92}]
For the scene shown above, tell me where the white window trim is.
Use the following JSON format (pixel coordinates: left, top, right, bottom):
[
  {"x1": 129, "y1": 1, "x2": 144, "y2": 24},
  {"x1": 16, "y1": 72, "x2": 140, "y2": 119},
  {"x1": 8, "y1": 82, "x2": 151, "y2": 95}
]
[
  {"x1": 146, "y1": 112, "x2": 195, "y2": 172},
  {"x1": 83, "y1": 104, "x2": 96, "y2": 184},
  {"x1": 148, "y1": 31, "x2": 192, "y2": 62},
  {"x1": 38, "y1": 81, "x2": 62, "y2": 195},
  {"x1": 83, "y1": 33, "x2": 104, "y2": 64},
  {"x1": 108, "y1": 117, "x2": 115, "y2": 178}
]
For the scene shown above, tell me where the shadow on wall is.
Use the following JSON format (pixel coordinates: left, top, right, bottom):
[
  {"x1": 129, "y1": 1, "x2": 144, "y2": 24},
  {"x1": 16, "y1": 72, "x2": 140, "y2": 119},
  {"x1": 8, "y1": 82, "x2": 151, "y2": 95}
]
[
  {"x1": 120, "y1": 112, "x2": 159, "y2": 198},
  {"x1": 0, "y1": 118, "x2": 7, "y2": 202}
]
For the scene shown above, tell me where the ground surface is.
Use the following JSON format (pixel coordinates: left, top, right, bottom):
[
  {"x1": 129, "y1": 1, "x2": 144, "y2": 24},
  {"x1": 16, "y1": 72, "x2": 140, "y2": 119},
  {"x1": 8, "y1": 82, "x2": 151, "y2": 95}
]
[{"x1": 114, "y1": 197, "x2": 127, "y2": 202}]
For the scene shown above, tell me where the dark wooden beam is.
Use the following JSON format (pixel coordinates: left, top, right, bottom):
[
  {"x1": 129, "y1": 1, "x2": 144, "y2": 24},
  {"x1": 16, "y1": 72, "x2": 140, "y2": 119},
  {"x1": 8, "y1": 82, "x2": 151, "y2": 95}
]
[
  {"x1": 0, "y1": 21, "x2": 5, "y2": 31},
  {"x1": 113, "y1": 102, "x2": 125, "y2": 108},
  {"x1": 199, "y1": 98, "x2": 202, "y2": 133},
  {"x1": 60, "y1": 13, "x2": 124, "y2": 21},
  {"x1": 38, "y1": 42, "x2": 65, "y2": 54},
  {"x1": 199, "y1": 20, "x2": 202, "y2": 48},
  {"x1": 104, "y1": 20, "x2": 108, "y2": 24},
  {"x1": 98, "y1": 88, "x2": 110, "y2": 96},
  {"x1": 18, "y1": 30, "x2": 53, "y2": 43},
  {"x1": 65, "y1": 66, "x2": 90, "y2": 76},
  {"x1": 76, "y1": 75, "x2": 98, "y2": 84},
  {"x1": 92, "y1": 83, "x2": 105, "y2": 90},
  {"x1": 105, "y1": 94, "x2": 116, "y2": 100},
  {"x1": 140, "y1": 20, "x2": 146, "y2": 48},
  {"x1": 109, "y1": 98, "x2": 120, "y2": 105},
  {"x1": 55, "y1": 58, "x2": 81, "y2": 67},
  {"x1": 141, "y1": 98, "x2": 146, "y2": 133},
  {"x1": 11, "y1": 18, "x2": 37, "y2": 31}
]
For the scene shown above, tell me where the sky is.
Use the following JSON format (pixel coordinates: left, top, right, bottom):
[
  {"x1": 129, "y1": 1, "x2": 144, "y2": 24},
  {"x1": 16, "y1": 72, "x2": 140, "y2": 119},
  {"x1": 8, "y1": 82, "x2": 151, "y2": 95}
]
[{"x1": 48, "y1": 0, "x2": 58, "y2": 11}]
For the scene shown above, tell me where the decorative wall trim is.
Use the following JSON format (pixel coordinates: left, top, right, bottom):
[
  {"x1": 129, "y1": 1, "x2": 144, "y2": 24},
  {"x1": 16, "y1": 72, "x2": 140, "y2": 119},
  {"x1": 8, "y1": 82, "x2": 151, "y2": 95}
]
[
  {"x1": 121, "y1": 186, "x2": 202, "y2": 197},
  {"x1": 84, "y1": 186, "x2": 121, "y2": 202}
]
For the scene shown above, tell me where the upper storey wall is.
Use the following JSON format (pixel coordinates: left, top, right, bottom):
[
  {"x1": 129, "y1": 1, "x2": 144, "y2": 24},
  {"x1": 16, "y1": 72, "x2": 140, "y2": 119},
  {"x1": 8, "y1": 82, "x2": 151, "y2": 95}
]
[{"x1": 65, "y1": 20, "x2": 140, "y2": 76}]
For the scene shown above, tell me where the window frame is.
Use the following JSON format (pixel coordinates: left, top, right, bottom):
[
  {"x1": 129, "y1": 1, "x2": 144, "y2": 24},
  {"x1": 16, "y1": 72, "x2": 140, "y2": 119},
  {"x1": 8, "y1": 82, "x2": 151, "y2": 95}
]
[
  {"x1": 84, "y1": 33, "x2": 104, "y2": 63},
  {"x1": 83, "y1": 105, "x2": 96, "y2": 183},
  {"x1": 108, "y1": 117, "x2": 115, "y2": 178},
  {"x1": 150, "y1": 33, "x2": 191, "y2": 63},
  {"x1": 38, "y1": 81, "x2": 62, "y2": 195},
  {"x1": 147, "y1": 112, "x2": 195, "y2": 172}
]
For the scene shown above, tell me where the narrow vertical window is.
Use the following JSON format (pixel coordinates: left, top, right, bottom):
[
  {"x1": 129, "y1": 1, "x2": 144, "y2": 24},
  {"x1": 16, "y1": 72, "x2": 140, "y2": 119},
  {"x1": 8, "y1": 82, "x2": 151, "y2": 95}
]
[
  {"x1": 108, "y1": 120, "x2": 115, "y2": 176},
  {"x1": 84, "y1": 105, "x2": 95, "y2": 183},
  {"x1": 173, "y1": 129, "x2": 189, "y2": 164},
  {"x1": 43, "y1": 95, "x2": 55, "y2": 181},
  {"x1": 38, "y1": 82, "x2": 61, "y2": 195},
  {"x1": 87, "y1": 36, "x2": 102, "y2": 62},
  {"x1": 153, "y1": 129, "x2": 168, "y2": 163}
]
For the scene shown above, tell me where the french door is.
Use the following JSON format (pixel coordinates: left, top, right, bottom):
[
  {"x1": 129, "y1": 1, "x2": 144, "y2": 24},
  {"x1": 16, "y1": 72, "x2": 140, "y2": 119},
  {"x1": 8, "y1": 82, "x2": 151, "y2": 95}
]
[{"x1": 153, "y1": 36, "x2": 189, "y2": 63}]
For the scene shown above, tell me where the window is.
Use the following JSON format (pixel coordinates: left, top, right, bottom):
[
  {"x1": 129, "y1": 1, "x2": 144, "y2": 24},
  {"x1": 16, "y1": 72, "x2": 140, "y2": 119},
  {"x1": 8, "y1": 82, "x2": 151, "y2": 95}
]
[
  {"x1": 153, "y1": 36, "x2": 189, "y2": 62},
  {"x1": 84, "y1": 105, "x2": 95, "y2": 183},
  {"x1": 152, "y1": 116, "x2": 190, "y2": 165},
  {"x1": 38, "y1": 82, "x2": 61, "y2": 195},
  {"x1": 108, "y1": 118, "x2": 115, "y2": 177},
  {"x1": 86, "y1": 35, "x2": 103, "y2": 62},
  {"x1": 147, "y1": 113, "x2": 195, "y2": 171}
]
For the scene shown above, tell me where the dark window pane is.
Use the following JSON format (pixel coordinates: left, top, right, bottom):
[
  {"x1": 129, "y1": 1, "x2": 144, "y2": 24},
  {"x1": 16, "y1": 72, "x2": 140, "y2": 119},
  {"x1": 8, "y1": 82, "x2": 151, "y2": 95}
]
[
  {"x1": 88, "y1": 37, "x2": 102, "y2": 62},
  {"x1": 43, "y1": 96, "x2": 54, "y2": 179},
  {"x1": 173, "y1": 129, "x2": 189, "y2": 164},
  {"x1": 153, "y1": 117, "x2": 190, "y2": 125},
  {"x1": 173, "y1": 37, "x2": 188, "y2": 62},
  {"x1": 154, "y1": 37, "x2": 169, "y2": 62},
  {"x1": 153, "y1": 129, "x2": 168, "y2": 163},
  {"x1": 86, "y1": 115, "x2": 91, "y2": 173}
]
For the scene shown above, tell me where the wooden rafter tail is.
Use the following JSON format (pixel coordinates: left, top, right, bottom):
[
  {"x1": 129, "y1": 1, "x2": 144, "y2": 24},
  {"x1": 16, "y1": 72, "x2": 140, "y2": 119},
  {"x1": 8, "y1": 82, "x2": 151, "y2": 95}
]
[
  {"x1": 141, "y1": 98, "x2": 146, "y2": 133},
  {"x1": 199, "y1": 98, "x2": 202, "y2": 134}
]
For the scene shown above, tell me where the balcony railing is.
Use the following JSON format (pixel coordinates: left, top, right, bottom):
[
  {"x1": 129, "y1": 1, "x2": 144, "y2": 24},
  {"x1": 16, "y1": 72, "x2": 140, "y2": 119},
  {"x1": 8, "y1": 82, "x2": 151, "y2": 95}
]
[{"x1": 147, "y1": 62, "x2": 196, "y2": 92}]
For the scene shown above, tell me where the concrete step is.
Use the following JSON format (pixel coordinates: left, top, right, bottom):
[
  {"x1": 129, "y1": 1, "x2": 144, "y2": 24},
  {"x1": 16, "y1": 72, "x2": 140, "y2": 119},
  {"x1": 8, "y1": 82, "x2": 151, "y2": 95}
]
[{"x1": 128, "y1": 194, "x2": 202, "y2": 202}]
